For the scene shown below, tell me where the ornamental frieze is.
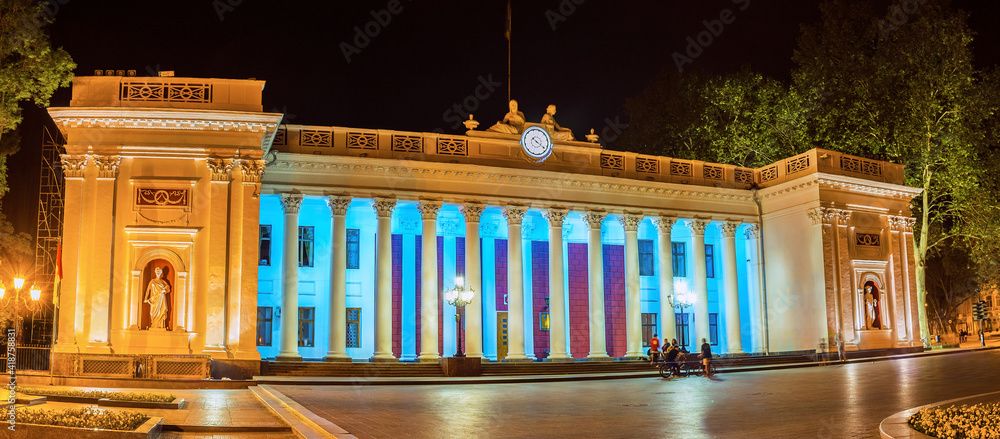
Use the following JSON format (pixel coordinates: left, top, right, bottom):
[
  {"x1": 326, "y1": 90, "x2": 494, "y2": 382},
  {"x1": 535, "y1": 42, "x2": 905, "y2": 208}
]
[{"x1": 135, "y1": 188, "x2": 189, "y2": 209}]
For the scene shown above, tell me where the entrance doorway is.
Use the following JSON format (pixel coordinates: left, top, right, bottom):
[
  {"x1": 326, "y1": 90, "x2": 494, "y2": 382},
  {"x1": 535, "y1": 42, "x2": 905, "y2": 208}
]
[{"x1": 497, "y1": 311, "x2": 508, "y2": 361}]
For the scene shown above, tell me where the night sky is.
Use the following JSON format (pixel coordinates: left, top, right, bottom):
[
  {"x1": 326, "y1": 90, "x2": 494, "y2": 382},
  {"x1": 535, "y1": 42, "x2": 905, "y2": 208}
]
[{"x1": 8, "y1": 0, "x2": 1000, "y2": 235}]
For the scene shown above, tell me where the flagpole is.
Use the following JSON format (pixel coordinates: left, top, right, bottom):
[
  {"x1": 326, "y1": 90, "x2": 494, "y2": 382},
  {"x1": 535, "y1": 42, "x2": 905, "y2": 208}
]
[{"x1": 507, "y1": 0, "x2": 511, "y2": 102}]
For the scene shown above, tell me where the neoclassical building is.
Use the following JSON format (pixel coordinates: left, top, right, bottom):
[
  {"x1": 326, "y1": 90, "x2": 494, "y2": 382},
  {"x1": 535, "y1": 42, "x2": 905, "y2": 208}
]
[{"x1": 46, "y1": 75, "x2": 922, "y2": 375}]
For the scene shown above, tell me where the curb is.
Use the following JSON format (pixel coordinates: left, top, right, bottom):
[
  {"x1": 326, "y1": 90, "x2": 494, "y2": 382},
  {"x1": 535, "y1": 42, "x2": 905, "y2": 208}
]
[{"x1": 250, "y1": 385, "x2": 355, "y2": 438}]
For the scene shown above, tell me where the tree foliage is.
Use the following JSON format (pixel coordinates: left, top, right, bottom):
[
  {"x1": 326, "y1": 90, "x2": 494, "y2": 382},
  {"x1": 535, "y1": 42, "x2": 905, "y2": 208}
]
[{"x1": 0, "y1": 0, "x2": 75, "y2": 196}]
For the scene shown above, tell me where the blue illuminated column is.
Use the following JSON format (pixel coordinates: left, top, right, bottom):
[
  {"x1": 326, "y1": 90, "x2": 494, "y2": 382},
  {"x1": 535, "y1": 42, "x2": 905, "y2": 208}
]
[
  {"x1": 687, "y1": 218, "x2": 710, "y2": 349},
  {"x1": 417, "y1": 200, "x2": 442, "y2": 362},
  {"x1": 277, "y1": 193, "x2": 304, "y2": 361},
  {"x1": 620, "y1": 212, "x2": 644, "y2": 359},
  {"x1": 371, "y1": 197, "x2": 397, "y2": 362},
  {"x1": 583, "y1": 210, "x2": 609, "y2": 360},
  {"x1": 325, "y1": 195, "x2": 352, "y2": 362},
  {"x1": 461, "y1": 202, "x2": 486, "y2": 359},
  {"x1": 720, "y1": 220, "x2": 743, "y2": 354},
  {"x1": 501, "y1": 204, "x2": 529, "y2": 362},
  {"x1": 654, "y1": 216, "x2": 677, "y2": 343},
  {"x1": 544, "y1": 208, "x2": 571, "y2": 361}
]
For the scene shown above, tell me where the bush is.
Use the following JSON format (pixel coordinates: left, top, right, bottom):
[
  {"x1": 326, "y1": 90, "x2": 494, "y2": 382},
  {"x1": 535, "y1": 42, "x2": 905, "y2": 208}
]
[
  {"x1": 909, "y1": 403, "x2": 1000, "y2": 439},
  {"x1": 18, "y1": 387, "x2": 175, "y2": 403},
  {"x1": 15, "y1": 407, "x2": 149, "y2": 431}
]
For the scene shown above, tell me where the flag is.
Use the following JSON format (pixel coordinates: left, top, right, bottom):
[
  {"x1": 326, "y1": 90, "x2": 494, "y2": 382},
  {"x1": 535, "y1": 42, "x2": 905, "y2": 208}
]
[
  {"x1": 54, "y1": 240, "x2": 62, "y2": 309},
  {"x1": 504, "y1": 0, "x2": 511, "y2": 40}
]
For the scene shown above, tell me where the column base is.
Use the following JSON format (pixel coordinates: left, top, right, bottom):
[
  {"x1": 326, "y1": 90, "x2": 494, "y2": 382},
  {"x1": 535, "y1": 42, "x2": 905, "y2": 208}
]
[
  {"x1": 584, "y1": 355, "x2": 613, "y2": 362},
  {"x1": 417, "y1": 354, "x2": 440, "y2": 363},
  {"x1": 501, "y1": 357, "x2": 533, "y2": 363},
  {"x1": 543, "y1": 356, "x2": 575, "y2": 363},
  {"x1": 274, "y1": 353, "x2": 302, "y2": 362},
  {"x1": 324, "y1": 355, "x2": 352, "y2": 362},
  {"x1": 371, "y1": 356, "x2": 399, "y2": 363}
]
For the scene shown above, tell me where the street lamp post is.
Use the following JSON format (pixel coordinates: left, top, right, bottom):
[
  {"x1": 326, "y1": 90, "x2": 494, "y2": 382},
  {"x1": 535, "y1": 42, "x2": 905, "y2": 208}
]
[
  {"x1": 667, "y1": 278, "x2": 696, "y2": 345},
  {"x1": 444, "y1": 276, "x2": 475, "y2": 358},
  {"x1": 2, "y1": 278, "x2": 38, "y2": 373}
]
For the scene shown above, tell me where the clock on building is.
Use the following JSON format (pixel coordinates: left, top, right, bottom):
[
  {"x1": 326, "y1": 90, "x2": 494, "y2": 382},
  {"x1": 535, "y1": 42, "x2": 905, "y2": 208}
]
[{"x1": 520, "y1": 126, "x2": 552, "y2": 162}]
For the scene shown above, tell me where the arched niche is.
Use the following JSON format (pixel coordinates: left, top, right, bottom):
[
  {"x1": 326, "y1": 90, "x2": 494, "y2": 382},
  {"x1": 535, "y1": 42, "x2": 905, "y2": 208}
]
[
  {"x1": 130, "y1": 247, "x2": 189, "y2": 332},
  {"x1": 858, "y1": 273, "x2": 889, "y2": 330}
]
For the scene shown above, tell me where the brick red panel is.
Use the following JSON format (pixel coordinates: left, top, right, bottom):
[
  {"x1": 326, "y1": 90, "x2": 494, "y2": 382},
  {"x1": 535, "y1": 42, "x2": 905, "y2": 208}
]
[
  {"x1": 391, "y1": 234, "x2": 402, "y2": 357},
  {"x1": 532, "y1": 241, "x2": 550, "y2": 359},
  {"x1": 568, "y1": 243, "x2": 589, "y2": 359},
  {"x1": 603, "y1": 244, "x2": 626, "y2": 359},
  {"x1": 495, "y1": 239, "x2": 508, "y2": 312}
]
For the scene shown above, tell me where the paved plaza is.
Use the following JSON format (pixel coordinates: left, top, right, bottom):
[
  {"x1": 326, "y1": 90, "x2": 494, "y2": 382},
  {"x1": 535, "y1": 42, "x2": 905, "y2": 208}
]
[{"x1": 271, "y1": 349, "x2": 1000, "y2": 438}]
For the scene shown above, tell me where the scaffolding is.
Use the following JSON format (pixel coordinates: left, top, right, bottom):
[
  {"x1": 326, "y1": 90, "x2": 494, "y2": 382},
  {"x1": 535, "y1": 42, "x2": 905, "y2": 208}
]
[{"x1": 31, "y1": 126, "x2": 64, "y2": 344}]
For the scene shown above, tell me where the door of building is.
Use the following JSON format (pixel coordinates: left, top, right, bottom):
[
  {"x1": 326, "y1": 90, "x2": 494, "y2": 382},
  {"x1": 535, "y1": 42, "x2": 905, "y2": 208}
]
[{"x1": 497, "y1": 311, "x2": 508, "y2": 361}]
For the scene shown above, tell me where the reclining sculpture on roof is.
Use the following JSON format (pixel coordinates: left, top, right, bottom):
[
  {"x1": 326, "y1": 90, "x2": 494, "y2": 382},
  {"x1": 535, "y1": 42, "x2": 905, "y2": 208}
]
[
  {"x1": 486, "y1": 99, "x2": 526, "y2": 134},
  {"x1": 540, "y1": 104, "x2": 575, "y2": 141}
]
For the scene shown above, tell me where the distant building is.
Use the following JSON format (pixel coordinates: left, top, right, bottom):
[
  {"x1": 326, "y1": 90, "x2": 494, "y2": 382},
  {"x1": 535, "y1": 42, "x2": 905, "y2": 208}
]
[{"x1": 46, "y1": 76, "x2": 923, "y2": 377}]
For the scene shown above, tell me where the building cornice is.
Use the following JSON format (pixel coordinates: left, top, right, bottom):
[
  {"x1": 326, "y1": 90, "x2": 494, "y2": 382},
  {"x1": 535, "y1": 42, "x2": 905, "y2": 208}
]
[
  {"x1": 760, "y1": 172, "x2": 922, "y2": 200},
  {"x1": 47, "y1": 107, "x2": 283, "y2": 134}
]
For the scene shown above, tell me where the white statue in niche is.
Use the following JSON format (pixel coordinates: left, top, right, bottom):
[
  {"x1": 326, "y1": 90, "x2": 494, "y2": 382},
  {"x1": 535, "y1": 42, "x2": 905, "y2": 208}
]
[
  {"x1": 864, "y1": 285, "x2": 879, "y2": 330},
  {"x1": 145, "y1": 266, "x2": 170, "y2": 330}
]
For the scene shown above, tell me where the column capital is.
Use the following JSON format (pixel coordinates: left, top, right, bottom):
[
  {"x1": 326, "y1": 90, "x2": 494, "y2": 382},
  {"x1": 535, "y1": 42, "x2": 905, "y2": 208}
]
[
  {"x1": 61, "y1": 154, "x2": 88, "y2": 178},
  {"x1": 653, "y1": 216, "x2": 677, "y2": 233},
  {"x1": 719, "y1": 220, "x2": 741, "y2": 237},
  {"x1": 501, "y1": 204, "x2": 528, "y2": 225},
  {"x1": 543, "y1": 208, "x2": 569, "y2": 227},
  {"x1": 461, "y1": 202, "x2": 485, "y2": 222},
  {"x1": 809, "y1": 207, "x2": 852, "y2": 226},
  {"x1": 280, "y1": 193, "x2": 304, "y2": 214},
  {"x1": 417, "y1": 200, "x2": 443, "y2": 219},
  {"x1": 372, "y1": 197, "x2": 397, "y2": 218},
  {"x1": 686, "y1": 218, "x2": 709, "y2": 236},
  {"x1": 743, "y1": 223, "x2": 760, "y2": 240},
  {"x1": 618, "y1": 212, "x2": 643, "y2": 232},
  {"x1": 327, "y1": 195, "x2": 352, "y2": 216},
  {"x1": 240, "y1": 159, "x2": 266, "y2": 183},
  {"x1": 207, "y1": 158, "x2": 236, "y2": 182},
  {"x1": 888, "y1": 215, "x2": 916, "y2": 232},
  {"x1": 582, "y1": 210, "x2": 606, "y2": 229},
  {"x1": 94, "y1": 155, "x2": 121, "y2": 179}
]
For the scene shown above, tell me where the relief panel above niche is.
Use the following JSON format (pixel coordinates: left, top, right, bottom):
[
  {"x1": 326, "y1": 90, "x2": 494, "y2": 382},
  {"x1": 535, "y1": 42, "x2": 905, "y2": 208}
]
[{"x1": 851, "y1": 228, "x2": 884, "y2": 261}]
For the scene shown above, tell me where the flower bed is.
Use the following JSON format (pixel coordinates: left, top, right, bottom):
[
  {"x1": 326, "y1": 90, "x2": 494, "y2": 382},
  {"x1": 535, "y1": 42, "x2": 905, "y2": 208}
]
[
  {"x1": 19, "y1": 387, "x2": 175, "y2": 403},
  {"x1": 16, "y1": 407, "x2": 148, "y2": 431},
  {"x1": 908, "y1": 402, "x2": 1000, "y2": 438}
]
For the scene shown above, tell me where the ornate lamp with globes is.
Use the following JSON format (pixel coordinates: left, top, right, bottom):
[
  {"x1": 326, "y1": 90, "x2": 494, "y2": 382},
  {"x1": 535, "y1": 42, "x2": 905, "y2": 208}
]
[{"x1": 444, "y1": 276, "x2": 475, "y2": 358}]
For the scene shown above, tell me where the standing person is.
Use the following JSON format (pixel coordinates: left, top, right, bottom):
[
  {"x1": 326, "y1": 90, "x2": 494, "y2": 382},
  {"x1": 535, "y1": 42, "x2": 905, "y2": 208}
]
[
  {"x1": 649, "y1": 334, "x2": 661, "y2": 365},
  {"x1": 835, "y1": 331, "x2": 846, "y2": 363},
  {"x1": 699, "y1": 338, "x2": 713, "y2": 378}
]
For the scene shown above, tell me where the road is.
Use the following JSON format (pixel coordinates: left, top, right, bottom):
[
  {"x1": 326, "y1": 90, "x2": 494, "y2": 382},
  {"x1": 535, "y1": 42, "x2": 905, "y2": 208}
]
[{"x1": 275, "y1": 350, "x2": 1000, "y2": 438}]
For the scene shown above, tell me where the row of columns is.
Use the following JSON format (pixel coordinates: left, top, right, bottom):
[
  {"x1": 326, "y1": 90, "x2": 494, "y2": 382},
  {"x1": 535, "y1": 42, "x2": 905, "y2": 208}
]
[{"x1": 274, "y1": 194, "x2": 747, "y2": 361}]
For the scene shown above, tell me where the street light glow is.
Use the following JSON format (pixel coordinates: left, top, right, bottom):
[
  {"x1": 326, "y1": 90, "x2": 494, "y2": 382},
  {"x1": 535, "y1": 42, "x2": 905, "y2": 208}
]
[
  {"x1": 13, "y1": 277, "x2": 24, "y2": 289},
  {"x1": 30, "y1": 286, "x2": 41, "y2": 301}
]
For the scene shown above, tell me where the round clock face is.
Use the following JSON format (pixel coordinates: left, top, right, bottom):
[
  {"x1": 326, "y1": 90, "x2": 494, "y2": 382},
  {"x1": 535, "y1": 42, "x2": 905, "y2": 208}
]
[{"x1": 520, "y1": 126, "x2": 552, "y2": 160}]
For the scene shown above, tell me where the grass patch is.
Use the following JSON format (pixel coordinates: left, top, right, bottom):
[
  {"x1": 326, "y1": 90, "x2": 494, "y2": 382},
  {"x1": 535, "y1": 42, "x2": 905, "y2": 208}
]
[
  {"x1": 909, "y1": 402, "x2": 1000, "y2": 438},
  {"x1": 15, "y1": 407, "x2": 149, "y2": 431},
  {"x1": 18, "y1": 387, "x2": 176, "y2": 403}
]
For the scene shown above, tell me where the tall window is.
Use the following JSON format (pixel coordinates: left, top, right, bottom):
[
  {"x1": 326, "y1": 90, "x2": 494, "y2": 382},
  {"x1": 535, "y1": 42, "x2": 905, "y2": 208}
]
[
  {"x1": 298, "y1": 226, "x2": 314, "y2": 267},
  {"x1": 641, "y1": 313, "x2": 657, "y2": 347},
  {"x1": 259, "y1": 225, "x2": 272, "y2": 266},
  {"x1": 256, "y1": 307, "x2": 272, "y2": 346},
  {"x1": 347, "y1": 229, "x2": 360, "y2": 269},
  {"x1": 298, "y1": 307, "x2": 315, "y2": 347},
  {"x1": 709, "y1": 313, "x2": 719, "y2": 346},
  {"x1": 672, "y1": 242, "x2": 686, "y2": 277},
  {"x1": 706, "y1": 244, "x2": 715, "y2": 278},
  {"x1": 638, "y1": 239, "x2": 654, "y2": 276},
  {"x1": 347, "y1": 308, "x2": 361, "y2": 348},
  {"x1": 675, "y1": 313, "x2": 690, "y2": 348}
]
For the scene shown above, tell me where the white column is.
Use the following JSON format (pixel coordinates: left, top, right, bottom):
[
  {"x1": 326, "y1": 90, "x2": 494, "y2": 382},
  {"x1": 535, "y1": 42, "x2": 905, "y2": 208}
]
[
  {"x1": 372, "y1": 197, "x2": 397, "y2": 362},
  {"x1": 654, "y1": 216, "x2": 677, "y2": 344},
  {"x1": 620, "y1": 212, "x2": 644, "y2": 359},
  {"x1": 583, "y1": 211, "x2": 609, "y2": 360},
  {"x1": 325, "y1": 196, "x2": 352, "y2": 362},
  {"x1": 276, "y1": 193, "x2": 303, "y2": 361},
  {"x1": 501, "y1": 205, "x2": 529, "y2": 361},
  {"x1": 720, "y1": 221, "x2": 743, "y2": 354},
  {"x1": 687, "y1": 218, "x2": 710, "y2": 349},
  {"x1": 461, "y1": 203, "x2": 485, "y2": 359},
  {"x1": 544, "y1": 208, "x2": 571, "y2": 361},
  {"x1": 417, "y1": 200, "x2": 442, "y2": 362}
]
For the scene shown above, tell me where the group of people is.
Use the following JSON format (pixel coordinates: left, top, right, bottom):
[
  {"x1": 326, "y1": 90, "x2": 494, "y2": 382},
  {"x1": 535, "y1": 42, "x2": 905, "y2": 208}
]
[{"x1": 648, "y1": 333, "x2": 714, "y2": 378}]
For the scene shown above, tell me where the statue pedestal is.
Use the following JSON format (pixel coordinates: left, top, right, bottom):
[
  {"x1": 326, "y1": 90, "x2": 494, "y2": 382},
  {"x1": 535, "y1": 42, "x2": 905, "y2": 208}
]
[
  {"x1": 855, "y1": 329, "x2": 892, "y2": 350},
  {"x1": 112, "y1": 329, "x2": 195, "y2": 355}
]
